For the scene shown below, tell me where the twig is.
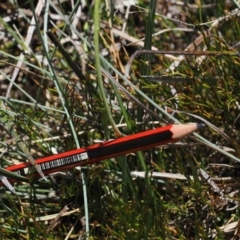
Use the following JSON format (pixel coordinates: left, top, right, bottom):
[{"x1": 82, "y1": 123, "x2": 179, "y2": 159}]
[{"x1": 6, "y1": 0, "x2": 45, "y2": 97}]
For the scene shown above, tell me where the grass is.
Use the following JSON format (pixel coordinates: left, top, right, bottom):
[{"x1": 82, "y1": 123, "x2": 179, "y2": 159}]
[{"x1": 0, "y1": 0, "x2": 240, "y2": 239}]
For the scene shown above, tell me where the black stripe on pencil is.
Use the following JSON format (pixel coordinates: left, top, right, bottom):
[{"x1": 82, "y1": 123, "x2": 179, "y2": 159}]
[{"x1": 3, "y1": 123, "x2": 203, "y2": 184}]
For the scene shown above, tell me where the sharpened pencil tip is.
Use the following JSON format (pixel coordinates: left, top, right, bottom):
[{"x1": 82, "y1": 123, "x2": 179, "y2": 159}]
[{"x1": 196, "y1": 123, "x2": 205, "y2": 129}]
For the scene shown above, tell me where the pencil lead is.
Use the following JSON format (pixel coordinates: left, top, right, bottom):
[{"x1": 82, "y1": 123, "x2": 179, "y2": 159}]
[{"x1": 196, "y1": 123, "x2": 205, "y2": 129}]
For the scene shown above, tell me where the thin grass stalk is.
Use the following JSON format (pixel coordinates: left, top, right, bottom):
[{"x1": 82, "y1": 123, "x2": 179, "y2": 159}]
[
  {"x1": 116, "y1": 156, "x2": 128, "y2": 202},
  {"x1": 141, "y1": 0, "x2": 157, "y2": 76},
  {"x1": 0, "y1": 96, "x2": 89, "y2": 123},
  {"x1": 47, "y1": 30, "x2": 86, "y2": 80},
  {"x1": 100, "y1": 56, "x2": 240, "y2": 163},
  {"x1": 49, "y1": 3, "x2": 91, "y2": 238},
  {"x1": 0, "y1": 99, "x2": 46, "y2": 181},
  {"x1": 101, "y1": 63, "x2": 134, "y2": 202},
  {"x1": 33, "y1": 0, "x2": 50, "y2": 107},
  {"x1": 0, "y1": 17, "x2": 26, "y2": 51},
  {"x1": 94, "y1": 0, "x2": 122, "y2": 138},
  {"x1": 29, "y1": 0, "x2": 78, "y2": 157},
  {"x1": 48, "y1": 0, "x2": 82, "y2": 59},
  {"x1": 50, "y1": 2, "x2": 90, "y2": 237},
  {"x1": 29, "y1": 1, "x2": 90, "y2": 237},
  {"x1": 0, "y1": 166, "x2": 29, "y2": 183},
  {"x1": 5, "y1": 0, "x2": 45, "y2": 98},
  {"x1": 0, "y1": 70, "x2": 40, "y2": 104},
  {"x1": 105, "y1": 69, "x2": 133, "y2": 130},
  {"x1": 0, "y1": 53, "x2": 58, "y2": 78},
  {"x1": 233, "y1": 0, "x2": 240, "y2": 8},
  {"x1": 135, "y1": 2, "x2": 158, "y2": 234},
  {"x1": 138, "y1": 0, "x2": 157, "y2": 133}
]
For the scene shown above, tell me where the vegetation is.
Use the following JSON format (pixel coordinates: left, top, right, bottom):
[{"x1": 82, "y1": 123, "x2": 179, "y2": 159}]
[{"x1": 0, "y1": 0, "x2": 240, "y2": 239}]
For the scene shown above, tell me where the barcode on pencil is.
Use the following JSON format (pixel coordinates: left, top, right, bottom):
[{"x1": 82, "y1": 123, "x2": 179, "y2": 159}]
[
  {"x1": 40, "y1": 152, "x2": 89, "y2": 171},
  {"x1": 13, "y1": 152, "x2": 89, "y2": 176}
]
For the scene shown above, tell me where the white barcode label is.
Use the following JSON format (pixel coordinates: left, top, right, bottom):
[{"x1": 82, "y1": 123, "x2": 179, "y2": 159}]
[{"x1": 17, "y1": 152, "x2": 89, "y2": 176}]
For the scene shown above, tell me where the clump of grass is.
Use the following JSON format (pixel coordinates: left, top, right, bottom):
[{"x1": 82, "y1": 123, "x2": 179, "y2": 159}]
[{"x1": 0, "y1": 0, "x2": 240, "y2": 239}]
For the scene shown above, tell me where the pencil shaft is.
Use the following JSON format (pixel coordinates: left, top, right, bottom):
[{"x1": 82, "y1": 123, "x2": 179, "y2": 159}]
[{"x1": 4, "y1": 124, "x2": 201, "y2": 183}]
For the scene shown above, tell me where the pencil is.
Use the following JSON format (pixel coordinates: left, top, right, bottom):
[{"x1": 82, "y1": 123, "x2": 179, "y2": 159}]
[{"x1": 3, "y1": 123, "x2": 203, "y2": 183}]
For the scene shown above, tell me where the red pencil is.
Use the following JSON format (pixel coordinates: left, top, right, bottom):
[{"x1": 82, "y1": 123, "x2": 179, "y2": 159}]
[{"x1": 4, "y1": 123, "x2": 203, "y2": 183}]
